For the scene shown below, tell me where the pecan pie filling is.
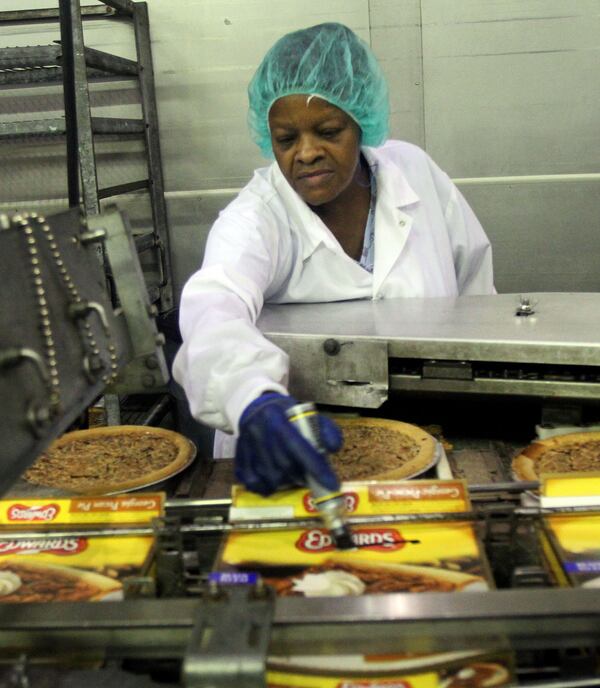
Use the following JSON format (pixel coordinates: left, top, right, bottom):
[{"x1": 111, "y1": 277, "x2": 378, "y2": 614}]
[
  {"x1": 0, "y1": 562, "x2": 101, "y2": 603},
  {"x1": 332, "y1": 426, "x2": 420, "y2": 480}
]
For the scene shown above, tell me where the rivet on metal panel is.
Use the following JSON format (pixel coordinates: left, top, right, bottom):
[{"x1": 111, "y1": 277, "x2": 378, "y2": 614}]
[
  {"x1": 79, "y1": 228, "x2": 107, "y2": 245},
  {"x1": 515, "y1": 295, "x2": 536, "y2": 317},
  {"x1": 145, "y1": 355, "x2": 159, "y2": 370},
  {"x1": 142, "y1": 374, "x2": 156, "y2": 388},
  {"x1": 26, "y1": 401, "x2": 53, "y2": 437},
  {"x1": 323, "y1": 338, "x2": 341, "y2": 355}
]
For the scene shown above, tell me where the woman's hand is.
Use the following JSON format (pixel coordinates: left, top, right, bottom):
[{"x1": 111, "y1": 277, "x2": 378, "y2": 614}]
[{"x1": 235, "y1": 392, "x2": 342, "y2": 496}]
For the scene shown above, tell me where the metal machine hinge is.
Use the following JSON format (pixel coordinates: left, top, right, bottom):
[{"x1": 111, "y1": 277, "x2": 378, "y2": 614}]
[{"x1": 183, "y1": 581, "x2": 274, "y2": 688}]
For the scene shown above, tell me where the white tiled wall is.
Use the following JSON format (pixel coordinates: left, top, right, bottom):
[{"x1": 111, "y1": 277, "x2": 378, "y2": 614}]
[{"x1": 1, "y1": 0, "x2": 598, "y2": 296}]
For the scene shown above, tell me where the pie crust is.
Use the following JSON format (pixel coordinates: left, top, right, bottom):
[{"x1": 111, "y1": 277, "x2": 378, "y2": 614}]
[
  {"x1": 512, "y1": 431, "x2": 600, "y2": 482},
  {"x1": 331, "y1": 418, "x2": 438, "y2": 481},
  {"x1": 23, "y1": 425, "x2": 196, "y2": 495}
]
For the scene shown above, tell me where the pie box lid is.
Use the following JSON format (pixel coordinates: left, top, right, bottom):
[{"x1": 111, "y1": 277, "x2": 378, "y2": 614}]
[
  {"x1": 0, "y1": 493, "x2": 164, "y2": 528},
  {"x1": 229, "y1": 480, "x2": 471, "y2": 523}
]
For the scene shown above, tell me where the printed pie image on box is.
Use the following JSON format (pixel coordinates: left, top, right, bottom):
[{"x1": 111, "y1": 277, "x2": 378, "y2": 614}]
[
  {"x1": 0, "y1": 557, "x2": 122, "y2": 603},
  {"x1": 0, "y1": 494, "x2": 163, "y2": 603}
]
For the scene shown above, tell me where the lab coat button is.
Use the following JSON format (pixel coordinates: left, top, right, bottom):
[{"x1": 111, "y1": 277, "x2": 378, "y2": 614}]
[{"x1": 398, "y1": 219, "x2": 406, "y2": 227}]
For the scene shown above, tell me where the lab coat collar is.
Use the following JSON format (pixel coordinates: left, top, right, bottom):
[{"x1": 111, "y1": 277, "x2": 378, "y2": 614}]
[
  {"x1": 362, "y1": 146, "x2": 421, "y2": 294},
  {"x1": 269, "y1": 162, "x2": 346, "y2": 260},
  {"x1": 362, "y1": 146, "x2": 420, "y2": 209},
  {"x1": 268, "y1": 146, "x2": 421, "y2": 265}
]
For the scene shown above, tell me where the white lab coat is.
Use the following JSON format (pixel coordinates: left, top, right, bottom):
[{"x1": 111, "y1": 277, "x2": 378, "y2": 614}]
[{"x1": 173, "y1": 140, "x2": 495, "y2": 457}]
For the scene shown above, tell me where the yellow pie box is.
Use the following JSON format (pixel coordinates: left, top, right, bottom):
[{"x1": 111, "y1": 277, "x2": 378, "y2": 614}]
[
  {"x1": 220, "y1": 480, "x2": 493, "y2": 595},
  {"x1": 216, "y1": 481, "x2": 515, "y2": 686},
  {"x1": 540, "y1": 513, "x2": 600, "y2": 588},
  {"x1": 537, "y1": 475, "x2": 600, "y2": 588},
  {"x1": 229, "y1": 479, "x2": 472, "y2": 521},
  {"x1": 217, "y1": 518, "x2": 492, "y2": 595},
  {"x1": 0, "y1": 493, "x2": 164, "y2": 603},
  {"x1": 266, "y1": 651, "x2": 515, "y2": 688}
]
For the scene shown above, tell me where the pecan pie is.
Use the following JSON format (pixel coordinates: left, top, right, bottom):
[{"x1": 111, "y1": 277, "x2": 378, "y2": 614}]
[
  {"x1": 512, "y1": 432, "x2": 600, "y2": 481},
  {"x1": 0, "y1": 559, "x2": 121, "y2": 603},
  {"x1": 264, "y1": 559, "x2": 485, "y2": 597},
  {"x1": 23, "y1": 425, "x2": 195, "y2": 494},
  {"x1": 331, "y1": 418, "x2": 437, "y2": 481}
]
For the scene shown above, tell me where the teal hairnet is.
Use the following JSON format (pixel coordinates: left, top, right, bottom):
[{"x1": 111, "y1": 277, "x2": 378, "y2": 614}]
[{"x1": 248, "y1": 23, "x2": 390, "y2": 158}]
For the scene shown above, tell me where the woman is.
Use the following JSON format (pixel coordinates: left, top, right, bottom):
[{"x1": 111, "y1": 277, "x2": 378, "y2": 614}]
[{"x1": 173, "y1": 23, "x2": 495, "y2": 496}]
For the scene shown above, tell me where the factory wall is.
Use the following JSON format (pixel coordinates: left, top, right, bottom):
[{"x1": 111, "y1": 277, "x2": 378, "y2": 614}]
[{"x1": 1, "y1": 0, "x2": 598, "y2": 298}]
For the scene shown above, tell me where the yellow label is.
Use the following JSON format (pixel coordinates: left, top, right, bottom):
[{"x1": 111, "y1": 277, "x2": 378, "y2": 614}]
[
  {"x1": 0, "y1": 494, "x2": 164, "y2": 526},
  {"x1": 231, "y1": 480, "x2": 470, "y2": 521},
  {"x1": 545, "y1": 514, "x2": 600, "y2": 554},
  {"x1": 0, "y1": 535, "x2": 154, "y2": 567},
  {"x1": 363, "y1": 481, "x2": 470, "y2": 514},
  {"x1": 266, "y1": 668, "x2": 438, "y2": 687},
  {"x1": 222, "y1": 521, "x2": 482, "y2": 567},
  {"x1": 542, "y1": 473, "x2": 600, "y2": 498}
]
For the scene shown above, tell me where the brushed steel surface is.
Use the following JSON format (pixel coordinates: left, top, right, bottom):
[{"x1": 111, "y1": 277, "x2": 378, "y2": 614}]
[
  {"x1": 259, "y1": 293, "x2": 600, "y2": 365},
  {"x1": 2, "y1": 1, "x2": 599, "y2": 300},
  {"x1": 390, "y1": 377, "x2": 600, "y2": 399},
  {"x1": 1, "y1": 589, "x2": 600, "y2": 656},
  {"x1": 422, "y1": 0, "x2": 599, "y2": 177},
  {"x1": 462, "y1": 179, "x2": 600, "y2": 295},
  {"x1": 269, "y1": 335, "x2": 389, "y2": 408}
]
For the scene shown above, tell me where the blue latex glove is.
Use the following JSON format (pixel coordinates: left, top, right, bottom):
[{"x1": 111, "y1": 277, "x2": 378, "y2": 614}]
[{"x1": 235, "y1": 392, "x2": 343, "y2": 496}]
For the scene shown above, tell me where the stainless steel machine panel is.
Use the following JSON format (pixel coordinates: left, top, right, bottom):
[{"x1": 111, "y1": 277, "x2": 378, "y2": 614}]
[{"x1": 258, "y1": 293, "x2": 600, "y2": 366}]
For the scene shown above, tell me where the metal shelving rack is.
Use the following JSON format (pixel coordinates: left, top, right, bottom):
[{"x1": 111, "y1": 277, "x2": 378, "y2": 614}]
[{"x1": 0, "y1": 0, "x2": 173, "y2": 314}]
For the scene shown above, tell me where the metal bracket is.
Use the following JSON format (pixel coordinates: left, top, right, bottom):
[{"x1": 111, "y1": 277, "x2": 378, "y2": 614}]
[
  {"x1": 515, "y1": 295, "x2": 536, "y2": 317},
  {"x1": 267, "y1": 335, "x2": 388, "y2": 408},
  {"x1": 0, "y1": 347, "x2": 55, "y2": 436},
  {"x1": 183, "y1": 583, "x2": 274, "y2": 688},
  {"x1": 511, "y1": 565, "x2": 551, "y2": 588},
  {"x1": 153, "y1": 516, "x2": 187, "y2": 598},
  {"x1": 88, "y1": 207, "x2": 168, "y2": 393},
  {"x1": 0, "y1": 347, "x2": 49, "y2": 380},
  {"x1": 422, "y1": 359, "x2": 473, "y2": 381}
]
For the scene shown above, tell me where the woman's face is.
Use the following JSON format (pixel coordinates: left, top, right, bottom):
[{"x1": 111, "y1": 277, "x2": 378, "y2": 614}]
[{"x1": 268, "y1": 95, "x2": 362, "y2": 207}]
